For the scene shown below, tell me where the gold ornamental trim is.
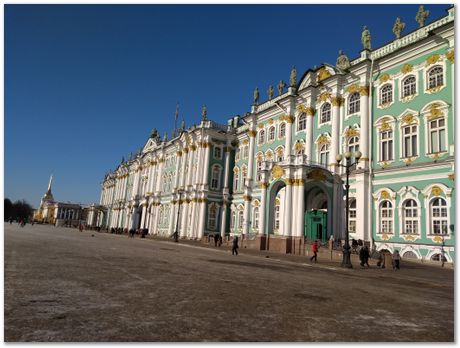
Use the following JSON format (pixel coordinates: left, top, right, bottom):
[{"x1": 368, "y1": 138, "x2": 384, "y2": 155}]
[
  {"x1": 257, "y1": 123, "x2": 264, "y2": 129},
  {"x1": 446, "y1": 50, "x2": 454, "y2": 64},
  {"x1": 279, "y1": 115, "x2": 295, "y2": 123},
  {"x1": 401, "y1": 64, "x2": 413, "y2": 74},
  {"x1": 268, "y1": 118, "x2": 274, "y2": 125},
  {"x1": 347, "y1": 84, "x2": 361, "y2": 94},
  {"x1": 426, "y1": 54, "x2": 440, "y2": 66},
  {"x1": 183, "y1": 148, "x2": 189, "y2": 154},
  {"x1": 248, "y1": 130, "x2": 257, "y2": 138},
  {"x1": 359, "y1": 85, "x2": 369, "y2": 96},
  {"x1": 331, "y1": 96, "x2": 344, "y2": 107},
  {"x1": 259, "y1": 182, "x2": 269, "y2": 189},
  {"x1": 344, "y1": 127, "x2": 359, "y2": 139},
  {"x1": 190, "y1": 144, "x2": 197, "y2": 151},
  {"x1": 317, "y1": 67, "x2": 332, "y2": 81},
  {"x1": 426, "y1": 103, "x2": 444, "y2": 121},
  {"x1": 432, "y1": 235, "x2": 443, "y2": 244},
  {"x1": 403, "y1": 234, "x2": 416, "y2": 241},
  {"x1": 242, "y1": 139, "x2": 249, "y2": 145},
  {"x1": 379, "y1": 74, "x2": 390, "y2": 83},
  {"x1": 284, "y1": 178, "x2": 295, "y2": 186},
  {"x1": 271, "y1": 165, "x2": 284, "y2": 179},
  {"x1": 317, "y1": 92, "x2": 331, "y2": 103},
  {"x1": 431, "y1": 186, "x2": 443, "y2": 197},
  {"x1": 381, "y1": 234, "x2": 390, "y2": 241},
  {"x1": 378, "y1": 119, "x2": 392, "y2": 133},
  {"x1": 380, "y1": 190, "x2": 390, "y2": 200},
  {"x1": 176, "y1": 151, "x2": 182, "y2": 157},
  {"x1": 266, "y1": 151, "x2": 273, "y2": 160},
  {"x1": 401, "y1": 114, "x2": 416, "y2": 125},
  {"x1": 294, "y1": 142, "x2": 305, "y2": 151},
  {"x1": 316, "y1": 134, "x2": 330, "y2": 146},
  {"x1": 243, "y1": 195, "x2": 252, "y2": 202},
  {"x1": 225, "y1": 146, "x2": 232, "y2": 153},
  {"x1": 448, "y1": 173, "x2": 454, "y2": 181}
]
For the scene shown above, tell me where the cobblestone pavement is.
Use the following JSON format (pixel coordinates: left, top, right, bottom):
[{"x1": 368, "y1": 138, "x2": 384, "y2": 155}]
[{"x1": 4, "y1": 223, "x2": 454, "y2": 342}]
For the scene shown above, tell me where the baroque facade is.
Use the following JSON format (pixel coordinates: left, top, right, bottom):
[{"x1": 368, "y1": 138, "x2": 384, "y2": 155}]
[{"x1": 95, "y1": 7, "x2": 455, "y2": 262}]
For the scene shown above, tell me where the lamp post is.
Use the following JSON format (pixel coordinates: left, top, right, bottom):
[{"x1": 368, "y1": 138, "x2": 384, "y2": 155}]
[
  {"x1": 336, "y1": 150, "x2": 362, "y2": 268},
  {"x1": 173, "y1": 189, "x2": 184, "y2": 242}
]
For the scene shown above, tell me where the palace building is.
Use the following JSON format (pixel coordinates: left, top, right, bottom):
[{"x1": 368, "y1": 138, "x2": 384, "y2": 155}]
[{"x1": 93, "y1": 7, "x2": 455, "y2": 262}]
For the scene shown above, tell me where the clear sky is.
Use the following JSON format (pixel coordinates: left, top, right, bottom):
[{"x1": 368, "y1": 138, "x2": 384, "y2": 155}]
[{"x1": 5, "y1": 4, "x2": 449, "y2": 208}]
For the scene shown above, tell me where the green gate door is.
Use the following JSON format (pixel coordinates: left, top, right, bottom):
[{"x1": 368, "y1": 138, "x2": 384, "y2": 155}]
[{"x1": 305, "y1": 210, "x2": 327, "y2": 242}]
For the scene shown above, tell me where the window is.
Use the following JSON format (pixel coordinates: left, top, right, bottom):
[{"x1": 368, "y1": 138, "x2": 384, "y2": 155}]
[
  {"x1": 256, "y1": 160, "x2": 262, "y2": 182},
  {"x1": 208, "y1": 205, "x2": 218, "y2": 230},
  {"x1": 233, "y1": 169, "x2": 239, "y2": 191},
  {"x1": 238, "y1": 210, "x2": 244, "y2": 229},
  {"x1": 274, "y1": 205, "x2": 280, "y2": 230},
  {"x1": 214, "y1": 146, "x2": 222, "y2": 159},
  {"x1": 298, "y1": 113, "x2": 306, "y2": 130},
  {"x1": 230, "y1": 211, "x2": 236, "y2": 229},
  {"x1": 276, "y1": 148, "x2": 284, "y2": 162},
  {"x1": 211, "y1": 166, "x2": 220, "y2": 190},
  {"x1": 380, "y1": 201, "x2": 393, "y2": 234},
  {"x1": 348, "y1": 92, "x2": 360, "y2": 114},
  {"x1": 319, "y1": 144, "x2": 330, "y2": 166},
  {"x1": 431, "y1": 198, "x2": 448, "y2": 235},
  {"x1": 349, "y1": 199, "x2": 357, "y2": 233},
  {"x1": 253, "y1": 207, "x2": 259, "y2": 229},
  {"x1": 243, "y1": 146, "x2": 249, "y2": 159},
  {"x1": 402, "y1": 125, "x2": 418, "y2": 158},
  {"x1": 241, "y1": 166, "x2": 247, "y2": 189},
  {"x1": 320, "y1": 104, "x2": 331, "y2": 123},
  {"x1": 429, "y1": 118, "x2": 446, "y2": 153},
  {"x1": 235, "y1": 147, "x2": 240, "y2": 161},
  {"x1": 348, "y1": 136, "x2": 360, "y2": 164},
  {"x1": 403, "y1": 199, "x2": 418, "y2": 234},
  {"x1": 428, "y1": 66, "x2": 443, "y2": 89},
  {"x1": 279, "y1": 123, "x2": 286, "y2": 138},
  {"x1": 380, "y1": 84, "x2": 393, "y2": 104},
  {"x1": 402, "y1": 76, "x2": 416, "y2": 97},
  {"x1": 258, "y1": 130, "x2": 265, "y2": 145},
  {"x1": 268, "y1": 126, "x2": 275, "y2": 141},
  {"x1": 380, "y1": 130, "x2": 393, "y2": 161}
]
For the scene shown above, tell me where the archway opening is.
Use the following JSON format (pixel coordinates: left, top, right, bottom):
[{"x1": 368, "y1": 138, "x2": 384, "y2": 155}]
[
  {"x1": 267, "y1": 180, "x2": 286, "y2": 235},
  {"x1": 304, "y1": 185, "x2": 329, "y2": 243}
]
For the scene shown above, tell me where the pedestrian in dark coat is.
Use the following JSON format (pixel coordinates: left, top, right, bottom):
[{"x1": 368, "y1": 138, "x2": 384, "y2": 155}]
[
  {"x1": 232, "y1": 236, "x2": 239, "y2": 255},
  {"x1": 392, "y1": 250, "x2": 401, "y2": 270},
  {"x1": 359, "y1": 245, "x2": 370, "y2": 267},
  {"x1": 310, "y1": 240, "x2": 319, "y2": 263},
  {"x1": 214, "y1": 233, "x2": 219, "y2": 247}
]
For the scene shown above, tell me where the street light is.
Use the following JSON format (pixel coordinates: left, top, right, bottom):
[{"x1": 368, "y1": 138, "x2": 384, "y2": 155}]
[
  {"x1": 336, "y1": 150, "x2": 362, "y2": 268},
  {"x1": 173, "y1": 189, "x2": 184, "y2": 242}
]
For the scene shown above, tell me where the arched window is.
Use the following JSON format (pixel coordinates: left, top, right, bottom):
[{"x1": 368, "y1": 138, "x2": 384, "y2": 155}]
[
  {"x1": 380, "y1": 129, "x2": 393, "y2": 161},
  {"x1": 268, "y1": 126, "x2": 275, "y2": 141},
  {"x1": 213, "y1": 146, "x2": 222, "y2": 159},
  {"x1": 380, "y1": 84, "x2": 393, "y2": 104},
  {"x1": 402, "y1": 124, "x2": 418, "y2": 158},
  {"x1": 243, "y1": 145, "x2": 249, "y2": 159},
  {"x1": 319, "y1": 144, "x2": 330, "y2": 166},
  {"x1": 379, "y1": 201, "x2": 393, "y2": 234},
  {"x1": 274, "y1": 204, "x2": 280, "y2": 230},
  {"x1": 402, "y1": 76, "x2": 416, "y2": 97},
  {"x1": 276, "y1": 147, "x2": 284, "y2": 162},
  {"x1": 348, "y1": 92, "x2": 360, "y2": 114},
  {"x1": 241, "y1": 166, "x2": 247, "y2": 189},
  {"x1": 431, "y1": 198, "x2": 448, "y2": 235},
  {"x1": 208, "y1": 204, "x2": 218, "y2": 230},
  {"x1": 233, "y1": 169, "x2": 239, "y2": 191},
  {"x1": 320, "y1": 103, "x2": 331, "y2": 124},
  {"x1": 403, "y1": 199, "x2": 418, "y2": 234},
  {"x1": 211, "y1": 165, "x2": 221, "y2": 190},
  {"x1": 348, "y1": 136, "x2": 360, "y2": 164},
  {"x1": 428, "y1": 66, "x2": 443, "y2": 89},
  {"x1": 258, "y1": 130, "x2": 265, "y2": 145},
  {"x1": 429, "y1": 117, "x2": 446, "y2": 153},
  {"x1": 238, "y1": 210, "x2": 244, "y2": 229},
  {"x1": 256, "y1": 159, "x2": 262, "y2": 182},
  {"x1": 230, "y1": 211, "x2": 236, "y2": 229},
  {"x1": 298, "y1": 113, "x2": 307, "y2": 130},
  {"x1": 253, "y1": 207, "x2": 259, "y2": 229},
  {"x1": 279, "y1": 123, "x2": 286, "y2": 138},
  {"x1": 349, "y1": 199, "x2": 357, "y2": 233}
]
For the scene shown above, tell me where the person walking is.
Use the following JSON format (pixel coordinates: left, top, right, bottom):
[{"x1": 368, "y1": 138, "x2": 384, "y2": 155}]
[
  {"x1": 232, "y1": 236, "x2": 239, "y2": 256},
  {"x1": 377, "y1": 251, "x2": 385, "y2": 268},
  {"x1": 392, "y1": 250, "x2": 401, "y2": 270},
  {"x1": 359, "y1": 245, "x2": 370, "y2": 268},
  {"x1": 310, "y1": 240, "x2": 319, "y2": 263},
  {"x1": 214, "y1": 233, "x2": 219, "y2": 247}
]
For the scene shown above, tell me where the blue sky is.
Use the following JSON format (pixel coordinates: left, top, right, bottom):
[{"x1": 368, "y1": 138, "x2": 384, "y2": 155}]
[{"x1": 5, "y1": 4, "x2": 449, "y2": 207}]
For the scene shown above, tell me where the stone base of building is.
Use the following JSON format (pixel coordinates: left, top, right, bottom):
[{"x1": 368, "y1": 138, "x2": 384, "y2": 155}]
[{"x1": 239, "y1": 235, "x2": 306, "y2": 255}]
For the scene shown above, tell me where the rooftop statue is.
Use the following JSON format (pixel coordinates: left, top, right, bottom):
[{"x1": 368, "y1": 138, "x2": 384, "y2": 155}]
[
  {"x1": 290, "y1": 66, "x2": 297, "y2": 87},
  {"x1": 336, "y1": 50, "x2": 350, "y2": 71},
  {"x1": 416, "y1": 5, "x2": 429, "y2": 27},
  {"x1": 201, "y1": 104, "x2": 207, "y2": 121},
  {"x1": 150, "y1": 128, "x2": 159, "y2": 139},
  {"x1": 361, "y1": 26, "x2": 371, "y2": 50},
  {"x1": 277, "y1": 80, "x2": 286, "y2": 95},
  {"x1": 181, "y1": 119, "x2": 185, "y2": 131},
  {"x1": 393, "y1": 17, "x2": 406, "y2": 39},
  {"x1": 129, "y1": 152, "x2": 133, "y2": 161},
  {"x1": 253, "y1": 87, "x2": 259, "y2": 105},
  {"x1": 163, "y1": 132, "x2": 168, "y2": 142},
  {"x1": 267, "y1": 85, "x2": 274, "y2": 100},
  {"x1": 121, "y1": 156, "x2": 125, "y2": 163}
]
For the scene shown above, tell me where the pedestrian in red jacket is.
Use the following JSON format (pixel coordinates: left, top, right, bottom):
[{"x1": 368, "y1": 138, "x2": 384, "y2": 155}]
[{"x1": 310, "y1": 240, "x2": 319, "y2": 263}]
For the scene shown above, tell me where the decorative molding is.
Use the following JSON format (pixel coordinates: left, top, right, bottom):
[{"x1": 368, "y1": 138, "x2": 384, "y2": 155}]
[
  {"x1": 294, "y1": 142, "x2": 305, "y2": 151},
  {"x1": 176, "y1": 151, "x2": 182, "y2": 157},
  {"x1": 401, "y1": 114, "x2": 416, "y2": 125},
  {"x1": 403, "y1": 234, "x2": 416, "y2": 241},
  {"x1": 378, "y1": 119, "x2": 392, "y2": 132},
  {"x1": 243, "y1": 195, "x2": 252, "y2": 202},
  {"x1": 448, "y1": 173, "x2": 454, "y2": 181},
  {"x1": 432, "y1": 235, "x2": 443, "y2": 244},
  {"x1": 259, "y1": 182, "x2": 269, "y2": 189},
  {"x1": 257, "y1": 123, "x2": 264, "y2": 129},
  {"x1": 316, "y1": 134, "x2": 331, "y2": 145},
  {"x1": 317, "y1": 92, "x2": 331, "y2": 103},
  {"x1": 330, "y1": 96, "x2": 344, "y2": 107},
  {"x1": 401, "y1": 63, "x2": 413, "y2": 74},
  {"x1": 380, "y1": 190, "x2": 390, "y2": 200},
  {"x1": 268, "y1": 118, "x2": 274, "y2": 125},
  {"x1": 271, "y1": 165, "x2": 284, "y2": 179},
  {"x1": 426, "y1": 103, "x2": 444, "y2": 121},
  {"x1": 248, "y1": 130, "x2": 257, "y2": 138},
  {"x1": 379, "y1": 74, "x2": 390, "y2": 83},
  {"x1": 446, "y1": 50, "x2": 454, "y2": 64},
  {"x1": 242, "y1": 139, "x2": 249, "y2": 145},
  {"x1": 284, "y1": 178, "x2": 295, "y2": 186},
  {"x1": 317, "y1": 67, "x2": 331, "y2": 81},
  {"x1": 426, "y1": 54, "x2": 440, "y2": 66},
  {"x1": 431, "y1": 186, "x2": 443, "y2": 197},
  {"x1": 344, "y1": 127, "x2": 359, "y2": 139}
]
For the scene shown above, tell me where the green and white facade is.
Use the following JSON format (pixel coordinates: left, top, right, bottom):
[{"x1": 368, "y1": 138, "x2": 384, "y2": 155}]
[{"x1": 95, "y1": 8, "x2": 455, "y2": 262}]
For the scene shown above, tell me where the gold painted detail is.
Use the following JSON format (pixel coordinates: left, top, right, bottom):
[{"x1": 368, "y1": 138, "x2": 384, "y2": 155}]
[
  {"x1": 280, "y1": 115, "x2": 295, "y2": 123},
  {"x1": 259, "y1": 182, "x2": 269, "y2": 189},
  {"x1": 257, "y1": 123, "x2": 264, "y2": 129},
  {"x1": 448, "y1": 173, "x2": 454, "y2": 181},
  {"x1": 190, "y1": 144, "x2": 197, "y2": 151},
  {"x1": 308, "y1": 169, "x2": 327, "y2": 182},
  {"x1": 256, "y1": 153, "x2": 263, "y2": 161},
  {"x1": 381, "y1": 234, "x2": 390, "y2": 241},
  {"x1": 345, "y1": 127, "x2": 359, "y2": 139},
  {"x1": 380, "y1": 190, "x2": 390, "y2": 200},
  {"x1": 379, "y1": 119, "x2": 392, "y2": 132},
  {"x1": 243, "y1": 195, "x2": 252, "y2": 202},
  {"x1": 271, "y1": 165, "x2": 284, "y2": 179},
  {"x1": 446, "y1": 50, "x2": 454, "y2": 64},
  {"x1": 431, "y1": 186, "x2": 443, "y2": 197},
  {"x1": 379, "y1": 74, "x2": 390, "y2": 83},
  {"x1": 294, "y1": 142, "x2": 305, "y2": 151},
  {"x1": 426, "y1": 54, "x2": 440, "y2": 65},
  {"x1": 284, "y1": 178, "x2": 295, "y2": 186},
  {"x1": 427, "y1": 85, "x2": 443, "y2": 94},
  {"x1": 401, "y1": 114, "x2": 416, "y2": 125},
  {"x1": 401, "y1": 64, "x2": 413, "y2": 74},
  {"x1": 225, "y1": 146, "x2": 232, "y2": 153},
  {"x1": 266, "y1": 151, "x2": 273, "y2": 160},
  {"x1": 432, "y1": 236, "x2": 443, "y2": 244},
  {"x1": 347, "y1": 84, "x2": 361, "y2": 94},
  {"x1": 403, "y1": 234, "x2": 416, "y2": 241},
  {"x1": 248, "y1": 130, "x2": 257, "y2": 138},
  {"x1": 317, "y1": 92, "x2": 331, "y2": 103},
  {"x1": 330, "y1": 96, "x2": 344, "y2": 107},
  {"x1": 316, "y1": 134, "x2": 330, "y2": 146},
  {"x1": 268, "y1": 118, "x2": 274, "y2": 125},
  {"x1": 276, "y1": 147, "x2": 284, "y2": 156},
  {"x1": 317, "y1": 67, "x2": 331, "y2": 81},
  {"x1": 297, "y1": 104, "x2": 309, "y2": 114},
  {"x1": 427, "y1": 103, "x2": 443, "y2": 121},
  {"x1": 253, "y1": 200, "x2": 260, "y2": 207},
  {"x1": 359, "y1": 85, "x2": 369, "y2": 96},
  {"x1": 183, "y1": 148, "x2": 189, "y2": 154},
  {"x1": 176, "y1": 151, "x2": 182, "y2": 157},
  {"x1": 242, "y1": 139, "x2": 249, "y2": 145}
]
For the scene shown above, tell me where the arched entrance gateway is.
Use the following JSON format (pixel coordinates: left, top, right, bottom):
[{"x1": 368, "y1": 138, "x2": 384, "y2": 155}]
[{"x1": 262, "y1": 161, "x2": 344, "y2": 254}]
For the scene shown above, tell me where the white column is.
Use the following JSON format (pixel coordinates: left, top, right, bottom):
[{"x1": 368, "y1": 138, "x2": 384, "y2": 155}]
[
  {"x1": 186, "y1": 148, "x2": 194, "y2": 187},
  {"x1": 243, "y1": 197, "x2": 251, "y2": 235},
  {"x1": 220, "y1": 202, "x2": 228, "y2": 238},
  {"x1": 181, "y1": 201, "x2": 189, "y2": 238},
  {"x1": 140, "y1": 204, "x2": 147, "y2": 228},
  {"x1": 223, "y1": 145, "x2": 232, "y2": 189},
  {"x1": 151, "y1": 205, "x2": 159, "y2": 234},
  {"x1": 330, "y1": 96, "x2": 342, "y2": 173},
  {"x1": 284, "y1": 180, "x2": 293, "y2": 236},
  {"x1": 180, "y1": 149, "x2": 188, "y2": 188},
  {"x1": 189, "y1": 201, "x2": 197, "y2": 238},
  {"x1": 168, "y1": 203, "x2": 175, "y2": 236},
  {"x1": 305, "y1": 110, "x2": 314, "y2": 160},
  {"x1": 174, "y1": 152, "x2": 182, "y2": 188},
  {"x1": 155, "y1": 160, "x2": 164, "y2": 193},
  {"x1": 259, "y1": 183, "x2": 268, "y2": 235},
  {"x1": 202, "y1": 143, "x2": 211, "y2": 186},
  {"x1": 197, "y1": 199, "x2": 206, "y2": 239},
  {"x1": 295, "y1": 180, "x2": 305, "y2": 237},
  {"x1": 359, "y1": 89, "x2": 369, "y2": 169}
]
